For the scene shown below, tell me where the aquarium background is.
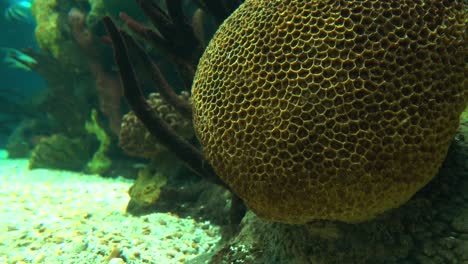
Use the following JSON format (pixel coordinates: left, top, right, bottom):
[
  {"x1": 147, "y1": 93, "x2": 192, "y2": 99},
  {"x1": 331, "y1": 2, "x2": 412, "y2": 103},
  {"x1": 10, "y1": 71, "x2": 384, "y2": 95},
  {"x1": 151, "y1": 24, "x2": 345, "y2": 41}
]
[{"x1": 0, "y1": 4, "x2": 44, "y2": 147}]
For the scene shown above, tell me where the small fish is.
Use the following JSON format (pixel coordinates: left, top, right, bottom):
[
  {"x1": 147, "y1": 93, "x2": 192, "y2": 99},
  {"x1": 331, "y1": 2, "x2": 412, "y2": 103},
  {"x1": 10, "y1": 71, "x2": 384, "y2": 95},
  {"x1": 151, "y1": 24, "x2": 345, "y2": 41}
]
[
  {"x1": 1, "y1": 47, "x2": 37, "y2": 71},
  {"x1": 3, "y1": 0, "x2": 34, "y2": 23}
]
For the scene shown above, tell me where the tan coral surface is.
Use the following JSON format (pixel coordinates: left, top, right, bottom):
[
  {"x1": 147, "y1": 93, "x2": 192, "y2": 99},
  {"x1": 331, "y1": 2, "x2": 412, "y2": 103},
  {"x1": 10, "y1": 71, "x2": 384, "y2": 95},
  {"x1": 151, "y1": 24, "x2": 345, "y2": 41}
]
[{"x1": 192, "y1": 0, "x2": 467, "y2": 223}]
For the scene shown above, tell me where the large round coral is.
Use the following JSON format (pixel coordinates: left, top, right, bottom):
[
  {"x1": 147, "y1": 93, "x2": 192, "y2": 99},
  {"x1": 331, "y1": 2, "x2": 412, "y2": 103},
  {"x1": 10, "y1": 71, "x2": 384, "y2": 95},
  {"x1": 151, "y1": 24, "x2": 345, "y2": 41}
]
[{"x1": 192, "y1": 0, "x2": 467, "y2": 224}]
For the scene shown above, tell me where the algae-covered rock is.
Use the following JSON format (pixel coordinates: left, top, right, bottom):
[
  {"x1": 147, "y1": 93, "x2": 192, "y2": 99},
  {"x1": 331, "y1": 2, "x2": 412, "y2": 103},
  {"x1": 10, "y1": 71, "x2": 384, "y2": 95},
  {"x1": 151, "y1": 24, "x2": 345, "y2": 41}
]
[
  {"x1": 31, "y1": 0, "x2": 89, "y2": 70},
  {"x1": 5, "y1": 120, "x2": 37, "y2": 158},
  {"x1": 126, "y1": 152, "x2": 182, "y2": 215},
  {"x1": 29, "y1": 134, "x2": 90, "y2": 171},
  {"x1": 127, "y1": 163, "x2": 168, "y2": 211},
  {"x1": 6, "y1": 140, "x2": 30, "y2": 159},
  {"x1": 30, "y1": 0, "x2": 61, "y2": 58}
]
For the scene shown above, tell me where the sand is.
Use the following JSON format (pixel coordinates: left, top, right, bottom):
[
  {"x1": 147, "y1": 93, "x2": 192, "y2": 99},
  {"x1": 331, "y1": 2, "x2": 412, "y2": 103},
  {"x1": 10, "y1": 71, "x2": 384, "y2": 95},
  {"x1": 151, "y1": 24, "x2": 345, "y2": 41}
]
[{"x1": 0, "y1": 150, "x2": 221, "y2": 264}]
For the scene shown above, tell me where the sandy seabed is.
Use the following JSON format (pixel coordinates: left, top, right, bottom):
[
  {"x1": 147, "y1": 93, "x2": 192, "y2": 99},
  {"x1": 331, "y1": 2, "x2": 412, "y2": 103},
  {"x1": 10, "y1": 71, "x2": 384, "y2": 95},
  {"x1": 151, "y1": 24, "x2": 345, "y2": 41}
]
[{"x1": 0, "y1": 150, "x2": 221, "y2": 264}]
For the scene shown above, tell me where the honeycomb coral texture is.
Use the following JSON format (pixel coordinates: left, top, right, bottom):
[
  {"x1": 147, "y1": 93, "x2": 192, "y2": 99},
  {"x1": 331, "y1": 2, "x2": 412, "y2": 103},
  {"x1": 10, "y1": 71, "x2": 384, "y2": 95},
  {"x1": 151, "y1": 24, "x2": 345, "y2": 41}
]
[
  {"x1": 192, "y1": 0, "x2": 467, "y2": 223},
  {"x1": 120, "y1": 92, "x2": 193, "y2": 159}
]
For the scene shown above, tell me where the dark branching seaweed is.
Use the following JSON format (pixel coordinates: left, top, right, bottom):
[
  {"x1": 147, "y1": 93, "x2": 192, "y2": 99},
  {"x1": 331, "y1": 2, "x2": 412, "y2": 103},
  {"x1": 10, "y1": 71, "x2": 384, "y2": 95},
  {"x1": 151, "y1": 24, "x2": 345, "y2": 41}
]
[{"x1": 102, "y1": 0, "x2": 245, "y2": 231}]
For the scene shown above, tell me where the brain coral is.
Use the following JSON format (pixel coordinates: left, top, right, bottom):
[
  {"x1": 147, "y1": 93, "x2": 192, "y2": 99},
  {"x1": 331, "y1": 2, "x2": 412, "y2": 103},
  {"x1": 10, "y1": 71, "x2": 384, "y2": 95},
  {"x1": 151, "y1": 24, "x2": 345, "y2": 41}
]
[{"x1": 192, "y1": 0, "x2": 467, "y2": 224}]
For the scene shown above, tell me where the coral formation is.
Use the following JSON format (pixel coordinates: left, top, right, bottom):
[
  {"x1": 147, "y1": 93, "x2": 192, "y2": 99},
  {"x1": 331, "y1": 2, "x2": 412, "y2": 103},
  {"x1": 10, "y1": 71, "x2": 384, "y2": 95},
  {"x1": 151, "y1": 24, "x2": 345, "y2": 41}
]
[
  {"x1": 200, "y1": 117, "x2": 468, "y2": 264},
  {"x1": 103, "y1": 0, "x2": 246, "y2": 231},
  {"x1": 103, "y1": 0, "x2": 243, "y2": 187},
  {"x1": 30, "y1": 0, "x2": 122, "y2": 138},
  {"x1": 12, "y1": 48, "x2": 98, "y2": 138},
  {"x1": 17, "y1": 2, "x2": 125, "y2": 174},
  {"x1": 6, "y1": 139, "x2": 29, "y2": 158},
  {"x1": 192, "y1": 0, "x2": 467, "y2": 223},
  {"x1": 119, "y1": 92, "x2": 193, "y2": 159},
  {"x1": 30, "y1": 0, "x2": 61, "y2": 57},
  {"x1": 127, "y1": 163, "x2": 168, "y2": 209},
  {"x1": 85, "y1": 109, "x2": 112, "y2": 175},
  {"x1": 5, "y1": 120, "x2": 38, "y2": 158},
  {"x1": 30, "y1": 0, "x2": 88, "y2": 70},
  {"x1": 68, "y1": 6, "x2": 123, "y2": 135},
  {"x1": 29, "y1": 134, "x2": 90, "y2": 171},
  {"x1": 25, "y1": 2, "x2": 110, "y2": 139},
  {"x1": 120, "y1": 92, "x2": 195, "y2": 214}
]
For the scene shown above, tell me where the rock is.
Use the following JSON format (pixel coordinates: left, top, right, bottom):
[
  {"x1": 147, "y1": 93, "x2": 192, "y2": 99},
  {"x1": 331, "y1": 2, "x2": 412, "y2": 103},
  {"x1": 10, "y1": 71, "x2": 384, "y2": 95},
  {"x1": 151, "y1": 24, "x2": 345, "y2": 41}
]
[
  {"x1": 413, "y1": 253, "x2": 435, "y2": 264},
  {"x1": 422, "y1": 241, "x2": 435, "y2": 257},
  {"x1": 108, "y1": 258, "x2": 126, "y2": 264},
  {"x1": 438, "y1": 249, "x2": 456, "y2": 263},
  {"x1": 451, "y1": 213, "x2": 468, "y2": 233},
  {"x1": 455, "y1": 241, "x2": 468, "y2": 260},
  {"x1": 437, "y1": 236, "x2": 458, "y2": 249}
]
